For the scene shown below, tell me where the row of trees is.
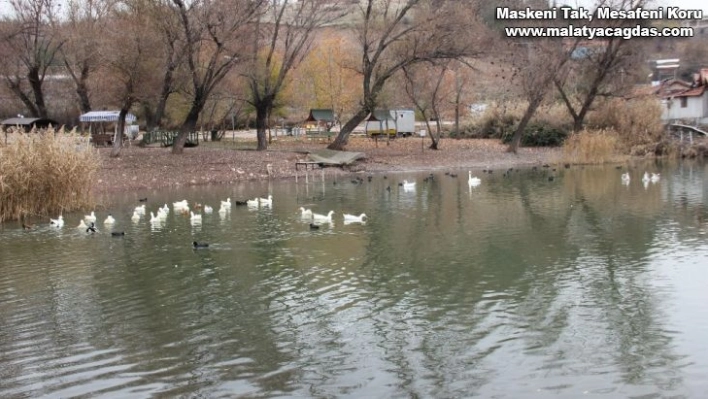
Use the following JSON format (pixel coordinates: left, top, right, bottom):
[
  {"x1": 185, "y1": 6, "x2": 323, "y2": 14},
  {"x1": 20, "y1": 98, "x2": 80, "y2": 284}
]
[{"x1": 0, "y1": 0, "x2": 662, "y2": 155}]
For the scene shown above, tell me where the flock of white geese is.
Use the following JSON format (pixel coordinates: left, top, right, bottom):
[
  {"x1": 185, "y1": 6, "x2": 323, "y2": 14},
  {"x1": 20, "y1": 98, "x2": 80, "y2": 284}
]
[
  {"x1": 44, "y1": 171, "x2": 490, "y2": 232},
  {"x1": 621, "y1": 171, "x2": 661, "y2": 187},
  {"x1": 43, "y1": 171, "x2": 490, "y2": 231},
  {"x1": 46, "y1": 194, "x2": 370, "y2": 232}
]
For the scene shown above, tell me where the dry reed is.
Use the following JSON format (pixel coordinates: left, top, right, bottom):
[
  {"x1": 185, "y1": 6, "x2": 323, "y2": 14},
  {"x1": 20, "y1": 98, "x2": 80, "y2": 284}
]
[
  {"x1": 559, "y1": 128, "x2": 628, "y2": 164},
  {"x1": 586, "y1": 96, "x2": 664, "y2": 148},
  {"x1": 0, "y1": 127, "x2": 100, "y2": 223}
]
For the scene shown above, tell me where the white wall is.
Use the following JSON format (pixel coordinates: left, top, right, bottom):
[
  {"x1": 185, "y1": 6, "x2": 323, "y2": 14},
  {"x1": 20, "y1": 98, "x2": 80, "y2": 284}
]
[{"x1": 662, "y1": 95, "x2": 707, "y2": 121}]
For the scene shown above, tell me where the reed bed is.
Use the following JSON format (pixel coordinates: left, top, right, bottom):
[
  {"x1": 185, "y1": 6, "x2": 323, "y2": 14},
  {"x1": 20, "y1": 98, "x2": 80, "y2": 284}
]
[
  {"x1": 559, "y1": 128, "x2": 628, "y2": 164},
  {"x1": 0, "y1": 127, "x2": 100, "y2": 223}
]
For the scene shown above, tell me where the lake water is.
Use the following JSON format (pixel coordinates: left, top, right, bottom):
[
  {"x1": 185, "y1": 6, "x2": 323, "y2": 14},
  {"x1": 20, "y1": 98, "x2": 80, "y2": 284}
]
[{"x1": 1, "y1": 161, "x2": 708, "y2": 398}]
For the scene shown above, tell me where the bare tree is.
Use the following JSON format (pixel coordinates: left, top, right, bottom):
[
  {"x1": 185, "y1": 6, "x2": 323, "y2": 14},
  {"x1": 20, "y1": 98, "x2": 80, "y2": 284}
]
[
  {"x1": 449, "y1": 60, "x2": 475, "y2": 138},
  {"x1": 242, "y1": 0, "x2": 342, "y2": 151},
  {"x1": 505, "y1": 39, "x2": 576, "y2": 153},
  {"x1": 102, "y1": 0, "x2": 157, "y2": 157},
  {"x1": 57, "y1": 0, "x2": 112, "y2": 114},
  {"x1": 327, "y1": 0, "x2": 484, "y2": 150},
  {"x1": 138, "y1": 0, "x2": 187, "y2": 131},
  {"x1": 0, "y1": 0, "x2": 63, "y2": 118},
  {"x1": 169, "y1": 0, "x2": 263, "y2": 154},
  {"x1": 401, "y1": 62, "x2": 448, "y2": 149},
  {"x1": 554, "y1": 0, "x2": 649, "y2": 132}
]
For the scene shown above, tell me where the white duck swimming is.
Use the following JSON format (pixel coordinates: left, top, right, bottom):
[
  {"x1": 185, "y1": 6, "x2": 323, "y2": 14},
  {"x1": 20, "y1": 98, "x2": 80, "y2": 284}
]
[
  {"x1": 468, "y1": 171, "x2": 481, "y2": 187},
  {"x1": 131, "y1": 211, "x2": 141, "y2": 222},
  {"x1": 84, "y1": 211, "x2": 96, "y2": 223},
  {"x1": 190, "y1": 211, "x2": 202, "y2": 224},
  {"x1": 402, "y1": 180, "x2": 416, "y2": 191},
  {"x1": 621, "y1": 172, "x2": 630, "y2": 185},
  {"x1": 313, "y1": 210, "x2": 334, "y2": 223},
  {"x1": 259, "y1": 195, "x2": 273, "y2": 207},
  {"x1": 104, "y1": 214, "x2": 115, "y2": 225},
  {"x1": 299, "y1": 207, "x2": 313, "y2": 219},
  {"x1": 343, "y1": 213, "x2": 367, "y2": 223},
  {"x1": 77, "y1": 219, "x2": 88, "y2": 229},
  {"x1": 50, "y1": 215, "x2": 64, "y2": 228}
]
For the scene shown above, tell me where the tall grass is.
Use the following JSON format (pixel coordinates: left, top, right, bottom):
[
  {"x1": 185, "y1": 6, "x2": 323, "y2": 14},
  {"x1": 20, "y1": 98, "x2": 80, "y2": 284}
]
[
  {"x1": 559, "y1": 128, "x2": 628, "y2": 164},
  {"x1": 586, "y1": 96, "x2": 665, "y2": 148},
  {"x1": 0, "y1": 127, "x2": 100, "y2": 223}
]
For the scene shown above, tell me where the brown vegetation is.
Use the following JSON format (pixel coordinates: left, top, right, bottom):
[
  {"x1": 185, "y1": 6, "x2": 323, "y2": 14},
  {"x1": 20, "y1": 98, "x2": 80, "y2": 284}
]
[{"x1": 0, "y1": 128, "x2": 100, "y2": 222}]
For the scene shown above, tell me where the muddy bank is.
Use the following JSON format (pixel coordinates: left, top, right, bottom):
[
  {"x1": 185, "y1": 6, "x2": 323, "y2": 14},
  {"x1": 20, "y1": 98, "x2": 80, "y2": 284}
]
[{"x1": 94, "y1": 138, "x2": 561, "y2": 194}]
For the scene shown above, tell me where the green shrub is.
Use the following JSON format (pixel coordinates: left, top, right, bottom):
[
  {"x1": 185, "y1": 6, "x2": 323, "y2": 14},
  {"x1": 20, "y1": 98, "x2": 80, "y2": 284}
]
[{"x1": 501, "y1": 124, "x2": 569, "y2": 147}]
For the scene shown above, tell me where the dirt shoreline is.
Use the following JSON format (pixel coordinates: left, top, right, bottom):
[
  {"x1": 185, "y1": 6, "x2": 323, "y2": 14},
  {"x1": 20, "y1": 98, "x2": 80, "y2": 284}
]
[{"x1": 94, "y1": 138, "x2": 561, "y2": 194}]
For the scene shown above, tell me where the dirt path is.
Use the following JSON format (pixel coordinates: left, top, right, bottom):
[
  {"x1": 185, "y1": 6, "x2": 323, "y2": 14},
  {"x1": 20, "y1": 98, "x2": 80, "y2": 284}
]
[{"x1": 94, "y1": 137, "x2": 561, "y2": 194}]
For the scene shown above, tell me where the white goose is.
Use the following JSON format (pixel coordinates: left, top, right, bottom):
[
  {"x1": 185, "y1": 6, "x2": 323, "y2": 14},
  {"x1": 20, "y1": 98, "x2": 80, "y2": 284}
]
[
  {"x1": 149, "y1": 211, "x2": 160, "y2": 223},
  {"x1": 343, "y1": 213, "x2": 367, "y2": 223},
  {"x1": 161, "y1": 204, "x2": 170, "y2": 215},
  {"x1": 50, "y1": 215, "x2": 64, "y2": 228},
  {"x1": 84, "y1": 211, "x2": 96, "y2": 223},
  {"x1": 621, "y1": 172, "x2": 630, "y2": 185},
  {"x1": 104, "y1": 214, "x2": 115, "y2": 225},
  {"x1": 246, "y1": 198, "x2": 259, "y2": 208},
  {"x1": 135, "y1": 204, "x2": 146, "y2": 215},
  {"x1": 299, "y1": 207, "x2": 313, "y2": 219},
  {"x1": 402, "y1": 180, "x2": 416, "y2": 191},
  {"x1": 651, "y1": 173, "x2": 661, "y2": 183},
  {"x1": 204, "y1": 205, "x2": 213, "y2": 214},
  {"x1": 173, "y1": 200, "x2": 188, "y2": 210},
  {"x1": 312, "y1": 210, "x2": 334, "y2": 223},
  {"x1": 77, "y1": 219, "x2": 88, "y2": 229},
  {"x1": 190, "y1": 211, "x2": 202, "y2": 224},
  {"x1": 157, "y1": 208, "x2": 168, "y2": 221},
  {"x1": 259, "y1": 195, "x2": 273, "y2": 207},
  {"x1": 220, "y1": 198, "x2": 232, "y2": 209},
  {"x1": 468, "y1": 171, "x2": 481, "y2": 187},
  {"x1": 131, "y1": 211, "x2": 141, "y2": 222}
]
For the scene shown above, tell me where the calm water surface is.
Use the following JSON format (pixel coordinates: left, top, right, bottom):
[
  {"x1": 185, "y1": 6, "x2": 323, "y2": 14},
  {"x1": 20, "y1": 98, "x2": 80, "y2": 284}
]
[{"x1": 1, "y1": 161, "x2": 708, "y2": 398}]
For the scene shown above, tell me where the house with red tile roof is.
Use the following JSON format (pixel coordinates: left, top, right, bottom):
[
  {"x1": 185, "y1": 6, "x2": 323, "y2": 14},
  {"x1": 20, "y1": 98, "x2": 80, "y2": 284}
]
[{"x1": 656, "y1": 69, "x2": 708, "y2": 125}]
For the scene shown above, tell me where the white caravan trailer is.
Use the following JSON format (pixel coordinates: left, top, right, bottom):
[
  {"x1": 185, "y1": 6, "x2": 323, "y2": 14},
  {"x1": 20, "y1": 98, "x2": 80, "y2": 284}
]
[{"x1": 365, "y1": 109, "x2": 416, "y2": 137}]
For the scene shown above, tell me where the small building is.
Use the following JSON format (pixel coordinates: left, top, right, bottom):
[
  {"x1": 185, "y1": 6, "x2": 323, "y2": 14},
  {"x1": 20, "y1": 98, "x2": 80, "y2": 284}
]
[
  {"x1": 365, "y1": 109, "x2": 416, "y2": 137},
  {"x1": 0, "y1": 117, "x2": 59, "y2": 132},
  {"x1": 304, "y1": 109, "x2": 336, "y2": 132},
  {"x1": 656, "y1": 68, "x2": 708, "y2": 125}
]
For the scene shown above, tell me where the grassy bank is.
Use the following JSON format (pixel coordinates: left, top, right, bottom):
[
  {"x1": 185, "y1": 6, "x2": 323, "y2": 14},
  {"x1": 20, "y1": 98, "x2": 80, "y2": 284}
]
[{"x1": 0, "y1": 128, "x2": 100, "y2": 222}]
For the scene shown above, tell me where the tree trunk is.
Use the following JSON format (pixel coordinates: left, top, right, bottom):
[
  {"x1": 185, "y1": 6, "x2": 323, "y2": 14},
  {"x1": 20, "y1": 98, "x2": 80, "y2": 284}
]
[
  {"x1": 172, "y1": 104, "x2": 201, "y2": 154},
  {"x1": 255, "y1": 104, "x2": 269, "y2": 151},
  {"x1": 151, "y1": 69, "x2": 175, "y2": 131},
  {"x1": 7, "y1": 79, "x2": 39, "y2": 117},
  {"x1": 328, "y1": 108, "x2": 369, "y2": 150},
  {"x1": 27, "y1": 67, "x2": 48, "y2": 118},
  {"x1": 76, "y1": 65, "x2": 92, "y2": 113},
  {"x1": 110, "y1": 108, "x2": 129, "y2": 158},
  {"x1": 506, "y1": 97, "x2": 543, "y2": 153}
]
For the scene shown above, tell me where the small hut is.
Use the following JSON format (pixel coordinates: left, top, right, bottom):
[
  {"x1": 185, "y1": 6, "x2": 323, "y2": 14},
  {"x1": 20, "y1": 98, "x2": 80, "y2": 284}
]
[
  {"x1": 1, "y1": 117, "x2": 59, "y2": 132},
  {"x1": 304, "y1": 109, "x2": 335, "y2": 133}
]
